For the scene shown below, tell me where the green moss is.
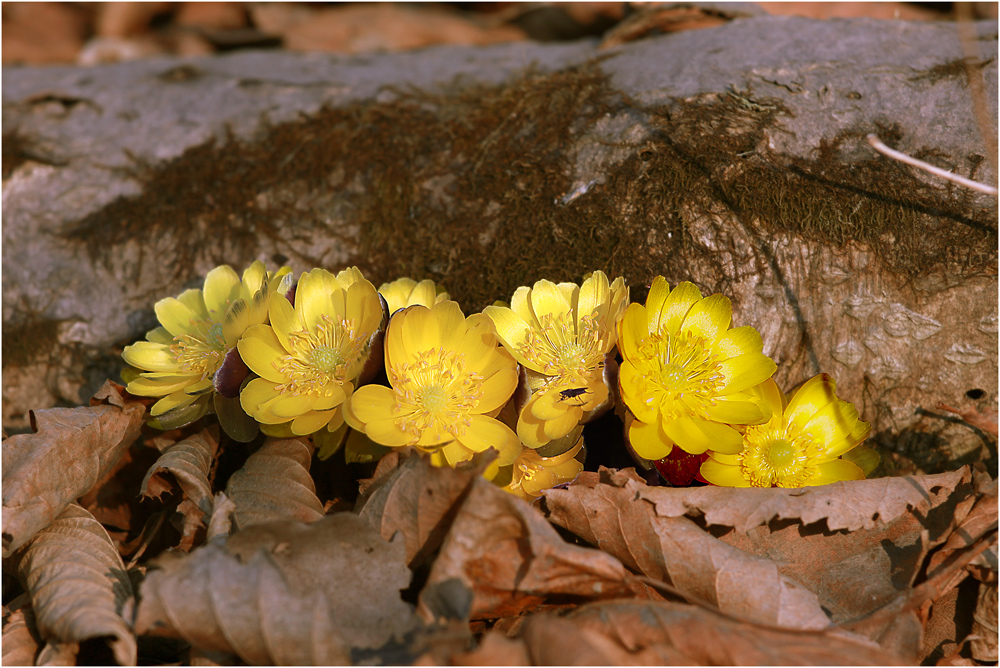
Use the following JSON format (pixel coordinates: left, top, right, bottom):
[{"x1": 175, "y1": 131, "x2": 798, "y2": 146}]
[{"x1": 61, "y1": 61, "x2": 996, "y2": 316}]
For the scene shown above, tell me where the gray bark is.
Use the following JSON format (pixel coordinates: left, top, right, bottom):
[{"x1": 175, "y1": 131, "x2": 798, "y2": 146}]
[{"x1": 3, "y1": 14, "x2": 996, "y2": 472}]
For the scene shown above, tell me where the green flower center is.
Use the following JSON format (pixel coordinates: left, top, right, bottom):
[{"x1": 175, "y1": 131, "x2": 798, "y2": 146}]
[
  {"x1": 308, "y1": 345, "x2": 343, "y2": 374},
  {"x1": 390, "y1": 347, "x2": 483, "y2": 445},
  {"x1": 740, "y1": 426, "x2": 818, "y2": 487},
  {"x1": 635, "y1": 329, "x2": 724, "y2": 420},
  {"x1": 171, "y1": 319, "x2": 229, "y2": 379}
]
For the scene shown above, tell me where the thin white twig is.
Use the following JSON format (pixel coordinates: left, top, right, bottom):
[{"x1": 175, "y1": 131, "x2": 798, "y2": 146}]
[{"x1": 866, "y1": 134, "x2": 998, "y2": 196}]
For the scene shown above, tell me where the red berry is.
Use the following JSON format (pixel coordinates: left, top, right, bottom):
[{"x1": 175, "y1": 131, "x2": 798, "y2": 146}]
[{"x1": 653, "y1": 448, "x2": 709, "y2": 486}]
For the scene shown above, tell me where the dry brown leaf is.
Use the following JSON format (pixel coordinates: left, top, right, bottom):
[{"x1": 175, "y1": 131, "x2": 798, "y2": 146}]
[
  {"x1": 631, "y1": 466, "x2": 970, "y2": 532},
  {"x1": 971, "y1": 582, "x2": 998, "y2": 662},
  {"x1": 11, "y1": 504, "x2": 137, "y2": 665},
  {"x1": 133, "y1": 513, "x2": 417, "y2": 664},
  {"x1": 419, "y1": 475, "x2": 637, "y2": 621},
  {"x1": 224, "y1": 436, "x2": 324, "y2": 530},
  {"x1": 356, "y1": 449, "x2": 485, "y2": 567},
  {"x1": 206, "y1": 491, "x2": 236, "y2": 539},
  {"x1": 251, "y1": 3, "x2": 525, "y2": 55},
  {"x1": 518, "y1": 599, "x2": 908, "y2": 665},
  {"x1": 599, "y1": 5, "x2": 733, "y2": 48},
  {"x1": 2, "y1": 596, "x2": 41, "y2": 666},
  {"x1": 544, "y1": 468, "x2": 830, "y2": 629},
  {"x1": 937, "y1": 402, "x2": 1000, "y2": 438},
  {"x1": 450, "y1": 629, "x2": 531, "y2": 666},
  {"x1": 78, "y1": 438, "x2": 163, "y2": 546},
  {"x1": 926, "y1": 474, "x2": 996, "y2": 590},
  {"x1": 2, "y1": 380, "x2": 145, "y2": 556},
  {"x1": 141, "y1": 426, "x2": 220, "y2": 514}
]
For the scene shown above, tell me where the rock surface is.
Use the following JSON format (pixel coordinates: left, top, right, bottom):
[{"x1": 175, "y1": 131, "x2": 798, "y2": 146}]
[{"x1": 3, "y1": 15, "x2": 997, "y2": 472}]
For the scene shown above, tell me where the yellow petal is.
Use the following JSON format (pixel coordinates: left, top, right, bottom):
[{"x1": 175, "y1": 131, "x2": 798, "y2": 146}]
[
  {"x1": 351, "y1": 384, "x2": 407, "y2": 424},
  {"x1": 681, "y1": 293, "x2": 732, "y2": 343},
  {"x1": 345, "y1": 279, "x2": 382, "y2": 341},
  {"x1": 365, "y1": 417, "x2": 414, "y2": 447},
  {"x1": 290, "y1": 409, "x2": 334, "y2": 435},
  {"x1": 146, "y1": 327, "x2": 174, "y2": 345},
  {"x1": 530, "y1": 280, "x2": 571, "y2": 322},
  {"x1": 528, "y1": 388, "x2": 566, "y2": 420},
  {"x1": 516, "y1": 409, "x2": 548, "y2": 448},
  {"x1": 577, "y1": 271, "x2": 610, "y2": 323},
  {"x1": 657, "y1": 281, "x2": 702, "y2": 336},
  {"x1": 644, "y1": 276, "x2": 671, "y2": 334},
  {"x1": 442, "y1": 440, "x2": 473, "y2": 467},
  {"x1": 268, "y1": 292, "x2": 298, "y2": 352},
  {"x1": 460, "y1": 315, "x2": 510, "y2": 372},
  {"x1": 618, "y1": 361, "x2": 657, "y2": 423},
  {"x1": 237, "y1": 325, "x2": 287, "y2": 383},
  {"x1": 379, "y1": 278, "x2": 417, "y2": 314},
  {"x1": 122, "y1": 341, "x2": 178, "y2": 372},
  {"x1": 399, "y1": 304, "x2": 438, "y2": 353},
  {"x1": 542, "y1": 407, "x2": 581, "y2": 441},
  {"x1": 617, "y1": 303, "x2": 648, "y2": 365},
  {"x1": 150, "y1": 391, "x2": 199, "y2": 416},
  {"x1": 700, "y1": 458, "x2": 752, "y2": 487},
  {"x1": 177, "y1": 288, "x2": 209, "y2": 320},
  {"x1": 260, "y1": 421, "x2": 297, "y2": 438},
  {"x1": 717, "y1": 352, "x2": 777, "y2": 395},
  {"x1": 155, "y1": 297, "x2": 204, "y2": 338},
  {"x1": 267, "y1": 392, "x2": 319, "y2": 418},
  {"x1": 184, "y1": 378, "x2": 214, "y2": 395},
  {"x1": 807, "y1": 459, "x2": 865, "y2": 486},
  {"x1": 203, "y1": 265, "x2": 241, "y2": 317},
  {"x1": 510, "y1": 286, "x2": 540, "y2": 329},
  {"x1": 431, "y1": 300, "x2": 468, "y2": 351},
  {"x1": 298, "y1": 269, "x2": 343, "y2": 332},
  {"x1": 712, "y1": 326, "x2": 764, "y2": 360},
  {"x1": 628, "y1": 418, "x2": 673, "y2": 461},
  {"x1": 457, "y1": 415, "x2": 520, "y2": 466},
  {"x1": 783, "y1": 374, "x2": 838, "y2": 433},
  {"x1": 240, "y1": 377, "x2": 282, "y2": 416},
  {"x1": 409, "y1": 279, "x2": 437, "y2": 308},
  {"x1": 312, "y1": 383, "x2": 348, "y2": 412},
  {"x1": 222, "y1": 299, "x2": 252, "y2": 347},
  {"x1": 702, "y1": 397, "x2": 766, "y2": 425},
  {"x1": 476, "y1": 366, "x2": 518, "y2": 415},
  {"x1": 482, "y1": 306, "x2": 534, "y2": 367},
  {"x1": 800, "y1": 400, "x2": 870, "y2": 459},
  {"x1": 663, "y1": 415, "x2": 742, "y2": 455},
  {"x1": 127, "y1": 375, "x2": 197, "y2": 397}
]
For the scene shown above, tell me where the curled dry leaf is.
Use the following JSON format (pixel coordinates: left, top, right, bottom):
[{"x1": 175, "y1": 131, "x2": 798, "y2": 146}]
[
  {"x1": 631, "y1": 466, "x2": 970, "y2": 533},
  {"x1": 356, "y1": 449, "x2": 485, "y2": 567},
  {"x1": 518, "y1": 600, "x2": 907, "y2": 666},
  {"x1": 225, "y1": 437, "x2": 324, "y2": 530},
  {"x1": 141, "y1": 426, "x2": 220, "y2": 515},
  {"x1": 419, "y1": 475, "x2": 636, "y2": 621},
  {"x1": 2, "y1": 596, "x2": 41, "y2": 666},
  {"x1": 543, "y1": 469, "x2": 830, "y2": 630},
  {"x1": 971, "y1": 582, "x2": 998, "y2": 662},
  {"x1": 928, "y1": 475, "x2": 997, "y2": 586},
  {"x1": 11, "y1": 504, "x2": 137, "y2": 665},
  {"x1": 2, "y1": 381, "x2": 146, "y2": 556},
  {"x1": 134, "y1": 513, "x2": 417, "y2": 664}
]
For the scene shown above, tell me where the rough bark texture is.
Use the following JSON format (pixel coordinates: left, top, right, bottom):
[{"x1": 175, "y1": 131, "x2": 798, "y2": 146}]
[{"x1": 3, "y1": 14, "x2": 997, "y2": 473}]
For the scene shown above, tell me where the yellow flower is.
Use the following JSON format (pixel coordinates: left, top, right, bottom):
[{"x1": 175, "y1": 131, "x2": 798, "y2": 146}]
[
  {"x1": 379, "y1": 277, "x2": 450, "y2": 314},
  {"x1": 347, "y1": 300, "x2": 520, "y2": 468},
  {"x1": 701, "y1": 374, "x2": 871, "y2": 487},
  {"x1": 618, "y1": 277, "x2": 776, "y2": 460},
  {"x1": 484, "y1": 271, "x2": 628, "y2": 448},
  {"x1": 122, "y1": 261, "x2": 290, "y2": 434},
  {"x1": 503, "y1": 437, "x2": 585, "y2": 500},
  {"x1": 238, "y1": 267, "x2": 384, "y2": 437}
]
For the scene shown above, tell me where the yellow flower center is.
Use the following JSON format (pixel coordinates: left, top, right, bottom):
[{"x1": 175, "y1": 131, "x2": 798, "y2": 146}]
[
  {"x1": 170, "y1": 320, "x2": 228, "y2": 379},
  {"x1": 275, "y1": 315, "x2": 368, "y2": 396},
  {"x1": 389, "y1": 347, "x2": 483, "y2": 444},
  {"x1": 739, "y1": 425, "x2": 820, "y2": 487},
  {"x1": 635, "y1": 329, "x2": 724, "y2": 419},
  {"x1": 519, "y1": 311, "x2": 607, "y2": 382}
]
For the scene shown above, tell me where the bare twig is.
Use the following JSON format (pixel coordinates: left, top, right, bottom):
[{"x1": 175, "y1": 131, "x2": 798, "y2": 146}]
[{"x1": 867, "y1": 134, "x2": 998, "y2": 196}]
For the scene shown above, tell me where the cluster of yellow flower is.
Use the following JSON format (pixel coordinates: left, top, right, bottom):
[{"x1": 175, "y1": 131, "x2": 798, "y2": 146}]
[{"x1": 122, "y1": 263, "x2": 875, "y2": 498}]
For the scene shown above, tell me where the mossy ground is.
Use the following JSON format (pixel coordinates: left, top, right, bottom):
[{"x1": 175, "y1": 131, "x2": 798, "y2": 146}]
[{"x1": 57, "y1": 60, "x2": 996, "y2": 315}]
